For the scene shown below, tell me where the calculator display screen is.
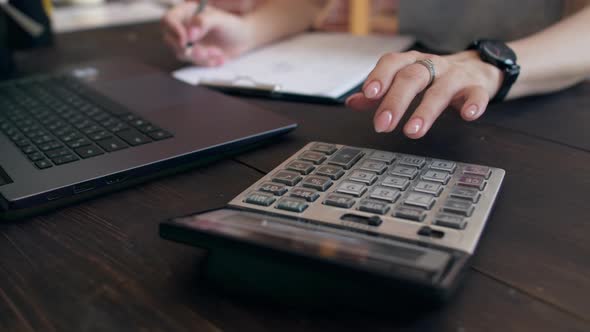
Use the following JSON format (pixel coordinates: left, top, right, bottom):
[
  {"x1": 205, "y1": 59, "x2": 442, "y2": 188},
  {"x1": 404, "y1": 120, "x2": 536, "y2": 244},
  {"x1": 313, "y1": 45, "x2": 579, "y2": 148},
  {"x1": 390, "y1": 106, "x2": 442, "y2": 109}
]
[{"x1": 174, "y1": 209, "x2": 452, "y2": 283}]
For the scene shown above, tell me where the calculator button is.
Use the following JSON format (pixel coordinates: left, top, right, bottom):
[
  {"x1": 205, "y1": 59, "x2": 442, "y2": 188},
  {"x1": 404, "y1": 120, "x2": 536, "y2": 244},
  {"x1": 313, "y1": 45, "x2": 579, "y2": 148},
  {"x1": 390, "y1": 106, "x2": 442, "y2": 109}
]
[
  {"x1": 398, "y1": 156, "x2": 426, "y2": 168},
  {"x1": 369, "y1": 186, "x2": 401, "y2": 203},
  {"x1": 422, "y1": 170, "x2": 450, "y2": 184},
  {"x1": 435, "y1": 214, "x2": 467, "y2": 230},
  {"x1": 276, "y1": 197, "x2": 309, "y2": 213},
  {"x1": 457, "y1": 175, "x2": 486, "y2": 190},
  {"x1": 359, "y1": 160, "x2": 387, "y2": 174},
  {"x1": 414, "y1": 181, "x2": 443, "y2": 196},
  {"x1": 272, "y1": 171, "x2": 302, "y2": 186},
  {"x1": 245, "y1": 192, "x2": 276, "y2": 206},
  {"x1": 442, "y1": 199, "x2": 475, "y2": 217},
  {"x1": 348, "y1": 170, "x2": 377, "y2": 185},
  {"x1": 324, "y1": 193, "x2": 356, "y2": 208},
  {"x1": 302, "y1": 175, "x2": 333, "y2": 191},
  {"x1": 299, "y1": 151, "x2": 327, "y2": 165},
  {"x1": 380, "y1": 176, "x2": 409, "y2": 190},
  {"x1": 430, "y1": 160, "x2": 456, "y2": 173},
  {"x1": 259, "y1": 182, "x2": 288, "y2": 196},
  {"x1": 404, "y1": 193, "x2": 435, "y2": 210},
  {"x1": 390, "y1": 165, "x2": 418, "y2": 179},
  {"x1": 463, "y1": 165, "x2": 492, "y2": 179},
  {"x1": 369, "y1": 151, "x2": 396, "y2": 164},
  {"x1": 336, "y1": 181, "x2": 367, "y2": 197},
  {"x1": 290, "y1": 188, "x2": 320, "y2": 202},
  {"x1": 394, "y1": 207, "x2": 426, "y2": 222},
  {"x1": 449, "y1": 186, "x2": 481, "y2": 203},
  {"x1": 310, "y1": 143, "x2": 337, "y2": 155},
  {"x1": 315, "y1": 165, "x2": 345, "y2": 180},
  {"x1": 341, "y1": 214, "x2": 383, "y2": 227},
  {"x1": 358, "y1": 199, "x2": 390, "y2": 215},
  {"x1": 328, "y1": 147, "x2": 364, "y2": 169},
  {"x1": 286, "y1": 160, "x2": 315, "y2": 175}
]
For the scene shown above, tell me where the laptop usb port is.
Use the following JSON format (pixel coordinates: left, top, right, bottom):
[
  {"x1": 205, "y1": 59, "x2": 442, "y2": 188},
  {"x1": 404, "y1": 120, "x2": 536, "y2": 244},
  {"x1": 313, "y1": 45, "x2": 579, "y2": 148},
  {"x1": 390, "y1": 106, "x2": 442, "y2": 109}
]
[{"x1": 73, "y1": 182, "x2": 95, "y2": 194}]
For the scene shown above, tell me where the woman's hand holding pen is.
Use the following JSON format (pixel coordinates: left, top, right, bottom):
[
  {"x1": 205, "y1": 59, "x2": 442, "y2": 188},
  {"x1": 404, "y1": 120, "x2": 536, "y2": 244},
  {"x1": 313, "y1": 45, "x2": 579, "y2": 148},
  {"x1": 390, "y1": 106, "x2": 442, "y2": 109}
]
[
  {"x1": 346, "y1": 50, "x2": 503, "y2": 139},
  {"x1": 162, "y1": 1, "x2": 254, "y2": 67}
]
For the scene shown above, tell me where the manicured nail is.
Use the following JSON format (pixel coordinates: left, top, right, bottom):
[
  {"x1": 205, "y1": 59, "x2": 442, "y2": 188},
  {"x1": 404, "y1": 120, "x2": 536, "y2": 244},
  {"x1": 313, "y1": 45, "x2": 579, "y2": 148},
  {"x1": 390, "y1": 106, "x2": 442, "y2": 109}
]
[
  {"x1": 465, "y1": 104, "x2": 479, "y2": 119},
  {"x1": 374, "y1": 111, "x2": 393, "y2": 133},
  {"x1": 405, "y1": 117, "x2": 423, "y2": 135},
  {"x1": 345, "y1": 93, "x2": 362, "y2": 105},
  {"x1": 364, "y1": 81, "x2": 381, "y2": 99}
]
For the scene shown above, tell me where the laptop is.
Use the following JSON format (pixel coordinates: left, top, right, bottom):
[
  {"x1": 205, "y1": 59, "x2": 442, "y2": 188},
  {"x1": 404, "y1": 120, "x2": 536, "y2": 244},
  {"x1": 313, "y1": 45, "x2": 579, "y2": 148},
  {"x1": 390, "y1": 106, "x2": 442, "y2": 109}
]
[{"x1": 0, "y1": 59, "x2": 297, "y2": 219}]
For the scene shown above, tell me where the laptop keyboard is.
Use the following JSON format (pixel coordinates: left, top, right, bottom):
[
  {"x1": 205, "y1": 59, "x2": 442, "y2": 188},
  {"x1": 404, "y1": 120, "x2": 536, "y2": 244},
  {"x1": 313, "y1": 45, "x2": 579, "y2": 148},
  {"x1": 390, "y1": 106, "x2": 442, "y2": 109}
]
[{"x1": 0, "y1": 75, "x2": 173, "y2": 170}]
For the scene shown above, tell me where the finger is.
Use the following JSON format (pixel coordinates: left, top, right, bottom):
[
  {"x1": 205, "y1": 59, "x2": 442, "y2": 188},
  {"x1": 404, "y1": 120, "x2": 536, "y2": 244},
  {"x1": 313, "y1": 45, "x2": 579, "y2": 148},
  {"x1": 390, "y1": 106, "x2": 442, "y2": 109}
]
[
  {"x1": 162, "y1": 2, "x2": 197, "y2": 46},
  {"x1": 373, "y1": 60, "x2": 439, "y2": 133},
  {"x1": 362, "y1": 51, "x2": 421, "y2": 99},
  {"x1": 163, "y1": 31, "x2": 184, "y2": 55},
  {"x1": 403, "y1": 73, "x2": 464, "y2": 139},
  {"x1": 457, "y1": 85, "x2": 490, "y2": 121},
  {"x1": 345, "y1": 93, "x2": 380, "y2": 112}
]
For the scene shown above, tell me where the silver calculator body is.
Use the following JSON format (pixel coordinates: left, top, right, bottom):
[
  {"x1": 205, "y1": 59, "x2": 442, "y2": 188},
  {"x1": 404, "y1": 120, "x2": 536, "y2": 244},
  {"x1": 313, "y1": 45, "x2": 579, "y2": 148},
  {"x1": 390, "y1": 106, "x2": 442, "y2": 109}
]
[{"x1": 161, "y1": 142, "x2": 505, "y2": 301}]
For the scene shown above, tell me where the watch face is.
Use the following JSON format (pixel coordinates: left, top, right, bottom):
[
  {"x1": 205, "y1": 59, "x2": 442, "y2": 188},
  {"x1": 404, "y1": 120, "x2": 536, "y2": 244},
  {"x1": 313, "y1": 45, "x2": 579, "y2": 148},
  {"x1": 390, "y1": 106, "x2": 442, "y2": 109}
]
[{"x1": 482, "y1": 40, "x2": 516, "y2": 65}]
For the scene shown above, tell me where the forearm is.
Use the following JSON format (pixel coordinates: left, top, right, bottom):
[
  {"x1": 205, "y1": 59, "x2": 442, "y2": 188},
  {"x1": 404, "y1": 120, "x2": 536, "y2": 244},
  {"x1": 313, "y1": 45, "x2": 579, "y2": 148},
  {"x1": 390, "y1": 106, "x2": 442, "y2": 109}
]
[
  {"x1": 243, "y1": 0, "x2": 326, "y2": 50},
  {"x1": 507, "y1": 6, "x2": 590, "y2": 99}
]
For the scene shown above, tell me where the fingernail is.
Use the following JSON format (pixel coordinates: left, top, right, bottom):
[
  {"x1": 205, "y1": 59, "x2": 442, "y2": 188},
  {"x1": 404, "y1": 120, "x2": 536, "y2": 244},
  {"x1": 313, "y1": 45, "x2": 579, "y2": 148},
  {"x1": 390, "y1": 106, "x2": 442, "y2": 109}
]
[
  {"x1": 364, "y1": 81, "x2": 381, "y2": 99},
  {"x1": 345, "y1": 93, "x2": 361, "y2": 105},
  {"x1": 465, "y1": 104, "x2": 479, "y2": 119},
  {"x1": 374, "y1": 111, "x2": 393, "y2": 133},
  {"x1": 405, "y1": 117, "x2": 423, "y2": 135}
]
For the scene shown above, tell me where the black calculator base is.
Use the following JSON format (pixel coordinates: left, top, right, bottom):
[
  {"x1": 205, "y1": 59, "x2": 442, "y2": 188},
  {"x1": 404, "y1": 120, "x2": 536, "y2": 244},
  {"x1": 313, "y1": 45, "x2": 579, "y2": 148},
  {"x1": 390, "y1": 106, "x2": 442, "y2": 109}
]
[
  {"x1": 160, "y1": 210, "x2": 471, "y2": 311},
  {"x1": 200, "y1": 248, "x2": 468, "y2": 311}
]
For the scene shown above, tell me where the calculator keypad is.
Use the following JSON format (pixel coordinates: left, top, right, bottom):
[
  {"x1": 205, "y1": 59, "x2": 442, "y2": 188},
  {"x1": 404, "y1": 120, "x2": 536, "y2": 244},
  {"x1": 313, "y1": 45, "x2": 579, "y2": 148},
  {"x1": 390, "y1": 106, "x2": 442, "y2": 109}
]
[{"x1": 231, "y1": 142, "x2": 505, "y2": 254}]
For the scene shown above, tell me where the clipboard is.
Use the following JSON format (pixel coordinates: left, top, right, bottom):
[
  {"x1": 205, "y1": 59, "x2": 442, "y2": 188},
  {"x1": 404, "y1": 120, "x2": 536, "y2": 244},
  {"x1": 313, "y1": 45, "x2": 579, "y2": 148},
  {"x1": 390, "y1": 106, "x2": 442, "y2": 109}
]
[
  {"x1": 173, "y1": 32, "x2": 415, "y2": 104},
  {"x1": 198, "y1": 76, "x2": 363, "y2": 104}
]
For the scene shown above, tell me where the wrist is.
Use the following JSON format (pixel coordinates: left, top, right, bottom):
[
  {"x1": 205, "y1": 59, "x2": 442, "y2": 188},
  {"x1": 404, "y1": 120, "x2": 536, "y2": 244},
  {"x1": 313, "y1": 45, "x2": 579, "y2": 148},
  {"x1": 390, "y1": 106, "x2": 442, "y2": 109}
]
[{"x1": 448, "y1": 51, "x2": 504, "y2": 99}]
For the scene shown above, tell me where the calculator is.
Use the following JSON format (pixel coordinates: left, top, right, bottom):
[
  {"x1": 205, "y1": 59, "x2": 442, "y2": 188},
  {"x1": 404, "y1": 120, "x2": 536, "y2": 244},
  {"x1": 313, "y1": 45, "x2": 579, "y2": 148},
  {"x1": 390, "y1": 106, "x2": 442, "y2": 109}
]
[{"x1": 160, "y1": 142, "x2": 505, "y2": 303}]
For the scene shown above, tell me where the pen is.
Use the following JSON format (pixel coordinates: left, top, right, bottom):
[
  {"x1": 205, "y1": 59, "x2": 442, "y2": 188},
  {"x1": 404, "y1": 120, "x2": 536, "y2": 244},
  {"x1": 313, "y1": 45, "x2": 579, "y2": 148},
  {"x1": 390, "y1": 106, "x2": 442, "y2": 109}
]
[
  {"x1": 0, "y1": 0, "x2": 44, "y2": 37},
  {"x1": 184, "y1": 0, "x2": 208, "y2": 57}
]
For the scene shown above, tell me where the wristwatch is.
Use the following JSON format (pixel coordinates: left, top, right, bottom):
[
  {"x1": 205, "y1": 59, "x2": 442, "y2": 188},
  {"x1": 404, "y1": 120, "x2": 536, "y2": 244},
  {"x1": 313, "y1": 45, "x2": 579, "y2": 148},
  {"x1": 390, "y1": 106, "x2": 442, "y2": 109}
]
[{"x1": 468, "y1": 39, "x2": 520, "y2": 102}]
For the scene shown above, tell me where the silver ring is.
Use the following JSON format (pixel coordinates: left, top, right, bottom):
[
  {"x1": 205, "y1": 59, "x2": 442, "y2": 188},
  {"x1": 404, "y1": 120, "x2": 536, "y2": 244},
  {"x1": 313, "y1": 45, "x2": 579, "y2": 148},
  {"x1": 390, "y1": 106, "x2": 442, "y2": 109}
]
[{"x1": 414, "y1": 59, "x2": 436, "y2": 86}]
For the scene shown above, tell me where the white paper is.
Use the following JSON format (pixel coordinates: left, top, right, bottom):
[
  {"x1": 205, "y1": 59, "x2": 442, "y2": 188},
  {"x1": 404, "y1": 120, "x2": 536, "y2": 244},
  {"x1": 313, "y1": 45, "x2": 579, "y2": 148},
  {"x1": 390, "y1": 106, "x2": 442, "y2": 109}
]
[
  {"x1": 173, "y1": 32, "x2": 415, "y2": 99},
  {"x1": 51, "y1": 1, "x2": 166, "y2": 33}
]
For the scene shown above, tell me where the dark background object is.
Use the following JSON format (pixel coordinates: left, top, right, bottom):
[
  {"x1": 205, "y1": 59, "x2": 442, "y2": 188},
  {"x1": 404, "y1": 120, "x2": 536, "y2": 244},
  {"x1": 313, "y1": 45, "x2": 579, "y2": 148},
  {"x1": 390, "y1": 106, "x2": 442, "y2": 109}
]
[{"x1": 0, "y1": 0, "x2": 53, "y2": 78}]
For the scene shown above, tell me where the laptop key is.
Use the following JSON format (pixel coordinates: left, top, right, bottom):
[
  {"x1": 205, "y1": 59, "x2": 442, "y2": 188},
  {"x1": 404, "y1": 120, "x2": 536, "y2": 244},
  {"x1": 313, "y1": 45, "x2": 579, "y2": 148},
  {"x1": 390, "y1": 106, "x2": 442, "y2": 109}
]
[
  {"x1": 89, "y1": 130, "x2": 113, "y2": 141},
  {"x1": 147, "y1": 130, "x2": 173, "y2": 141},
  {"x1": 39, "y1": 141, "x2": 63, "y2": 152},
  {"x1": 35, "y1": 159, "x2": 53, "y2": 169},
  {"x1": 75, "y1": 144, "x2": 104, "y2": 159},
  {"x1": 117, "y1": 129, "x2": 152, "y2": 146},
  {"x1": 52, "y1": 154, "x2": 79, "y2": 165},
  {"x1": 28, "y1": 152, "x2": 45, "y2": 162},
  {"x1": 68, "y1": 138, "x2": 92, "y2": 149},
  {"x1": 46, "y1": 148, "x2": 71, "y2": 159},
  {"x1": 96, "y1": 137, "x2": 129, "y2": 152}
]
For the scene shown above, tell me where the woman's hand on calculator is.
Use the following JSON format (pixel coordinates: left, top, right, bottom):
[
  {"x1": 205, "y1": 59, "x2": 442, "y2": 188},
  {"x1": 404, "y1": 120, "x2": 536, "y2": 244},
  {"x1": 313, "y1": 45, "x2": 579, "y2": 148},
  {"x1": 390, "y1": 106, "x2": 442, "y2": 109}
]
[{"x1": 345, "y1": 50, "x2": 502, "y2": 139}]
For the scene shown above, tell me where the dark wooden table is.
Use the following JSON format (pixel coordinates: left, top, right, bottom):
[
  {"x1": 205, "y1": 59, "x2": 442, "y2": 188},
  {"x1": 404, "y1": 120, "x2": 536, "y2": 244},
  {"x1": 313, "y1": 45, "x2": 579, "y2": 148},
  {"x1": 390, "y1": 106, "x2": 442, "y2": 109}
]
[{"x1": 1, "y1": 23, "x2": 589, "y2": 332}]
